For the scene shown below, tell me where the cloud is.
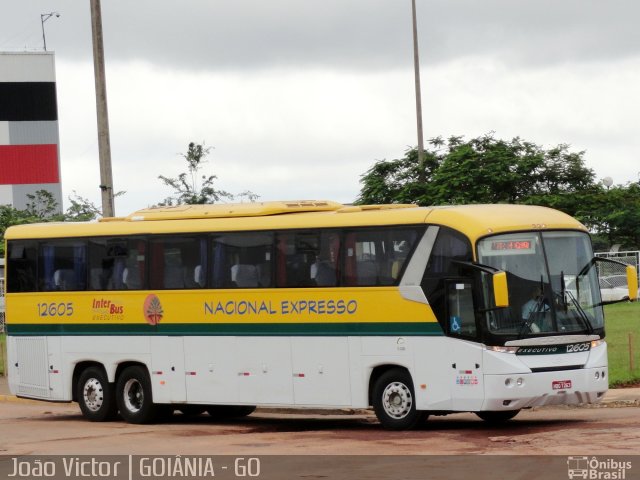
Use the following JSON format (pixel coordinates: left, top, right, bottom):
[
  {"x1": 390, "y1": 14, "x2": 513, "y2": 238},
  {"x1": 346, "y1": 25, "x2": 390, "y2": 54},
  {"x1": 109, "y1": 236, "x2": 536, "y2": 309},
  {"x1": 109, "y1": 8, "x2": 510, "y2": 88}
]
[
  {"x1": 2, "y1": 1, "x2": 638, "y2": 215},
  {"x1": 2, "y1": 1, "x2": 639, "y2": 72},
  {"x1": 54, "y1": 54, "x2": 640, "y2": 215}
]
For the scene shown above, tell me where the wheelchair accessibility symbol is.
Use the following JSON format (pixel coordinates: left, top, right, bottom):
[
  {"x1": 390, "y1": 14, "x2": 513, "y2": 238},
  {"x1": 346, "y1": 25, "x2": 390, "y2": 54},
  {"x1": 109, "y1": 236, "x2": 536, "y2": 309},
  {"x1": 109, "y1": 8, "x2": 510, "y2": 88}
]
[{"x1": 450, "y1": 316, "x2": 461, "y2": 333}]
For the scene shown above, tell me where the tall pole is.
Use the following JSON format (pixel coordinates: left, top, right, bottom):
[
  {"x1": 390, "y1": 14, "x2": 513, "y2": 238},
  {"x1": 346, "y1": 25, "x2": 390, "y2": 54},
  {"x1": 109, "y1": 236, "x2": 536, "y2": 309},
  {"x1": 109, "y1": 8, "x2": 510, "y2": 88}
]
[
  {"x1": 40, "y1": 13, "x2": 60, "y2": 52},
  {"x1": 90, "y1": 0, "x2": 115, "y2": 217},
  {"x1": 41, "y1": 15, "x2": 48, "y2": 51},
  {"x1": 411, "y1": 0, "x2": 426, "y2": 182}
]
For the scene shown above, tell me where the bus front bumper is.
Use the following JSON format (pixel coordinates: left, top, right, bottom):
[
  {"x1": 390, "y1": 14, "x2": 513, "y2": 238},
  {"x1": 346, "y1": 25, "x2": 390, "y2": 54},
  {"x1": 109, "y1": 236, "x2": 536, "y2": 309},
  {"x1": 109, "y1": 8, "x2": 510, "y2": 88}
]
[{"x1": 481, "y1": 367, "x2": 608, "y2": 410}]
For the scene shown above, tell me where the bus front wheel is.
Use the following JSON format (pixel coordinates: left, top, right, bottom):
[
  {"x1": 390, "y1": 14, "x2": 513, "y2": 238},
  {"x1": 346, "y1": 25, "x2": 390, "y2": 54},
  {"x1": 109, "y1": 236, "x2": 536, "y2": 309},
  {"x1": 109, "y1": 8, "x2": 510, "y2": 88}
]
[
  {"x1": 372, "y1": 368, "x2": 425, "y2": 430},
  {"x1": 77, "y1": 366, "x2": 118, "y2": 422},
  {"x1": 116, "y1": 366, "x2": 158, "y2": 424},
  {"x1": 476, "y1": 410, "x2": 520, "y2": 423}
]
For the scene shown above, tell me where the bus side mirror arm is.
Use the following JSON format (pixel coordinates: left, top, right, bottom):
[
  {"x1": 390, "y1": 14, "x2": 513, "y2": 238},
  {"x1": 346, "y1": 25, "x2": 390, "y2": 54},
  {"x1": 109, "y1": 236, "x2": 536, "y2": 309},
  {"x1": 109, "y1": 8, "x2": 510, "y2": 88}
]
[
  {"x1": 493, "y1": 271, "x2": 510, "y2": 308},
  {"x1": 451, "y1": 260, "x2": 510, "y2": 308}
]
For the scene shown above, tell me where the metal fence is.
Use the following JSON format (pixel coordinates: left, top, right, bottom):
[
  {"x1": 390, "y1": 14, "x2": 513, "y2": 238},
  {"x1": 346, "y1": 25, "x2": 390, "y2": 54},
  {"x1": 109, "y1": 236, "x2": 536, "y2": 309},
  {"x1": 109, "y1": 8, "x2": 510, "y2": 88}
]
[
  {"x1": 595, "y1": 250, "x2": 640, "y2": 287},
  {"x1": 596, "y1": 250, "x2": 640, "y2": 275}
]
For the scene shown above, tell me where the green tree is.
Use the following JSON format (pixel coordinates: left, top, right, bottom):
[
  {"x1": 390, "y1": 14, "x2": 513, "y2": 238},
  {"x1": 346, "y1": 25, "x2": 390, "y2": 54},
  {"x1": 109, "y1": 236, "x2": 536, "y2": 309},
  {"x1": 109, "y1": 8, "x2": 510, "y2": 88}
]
[
  {"x1": 64, "y1": 191, "x2": 103, "y2": 222},
  {"x1": 158, "y1": 142, "x2": 233, "y2": 205},
  {"x1": 24, "y1": 190, "x2": 64, "y2": 220},
  {"x1": 356, "y1": 134, "x2": 639, "y2": 249},
  {"x1": 0, "y1": 190, "x2": 106, "y2": 255},
  {"x1": 570, "y1": 183, "x2": 640, "y2": 249},
  {"x1": 357, "y1": 134, "x2": 595, "y2": 206}
]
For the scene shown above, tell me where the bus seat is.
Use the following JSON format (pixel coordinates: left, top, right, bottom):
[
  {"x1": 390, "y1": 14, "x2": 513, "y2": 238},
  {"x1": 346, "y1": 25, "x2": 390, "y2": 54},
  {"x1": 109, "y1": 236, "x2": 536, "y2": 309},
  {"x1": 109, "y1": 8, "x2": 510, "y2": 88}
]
[
  {"x1": 356, "y1": 260, "x2": 378, "y2": 285},
  {"x1": 315, "y1": 262, "x2": 337, "y2": 287},
  {"x1": 391, "y1": 260, "x2": 402, "y2": 279},
  {"x1": 193, "y1": 265, "x2": 205, "y2": 287},
  {"x1": 54, "y1": 269, "x2": 76, "y2": 290},
  {"x1": 257, "y1": 262, "x2": 271, "y2": 287},
  {"x1": 89, "y1": 267, "x2": 114, "y2": 290},
  {"x1": 231, "y1": 264, "x2": 259, "y2": 288},
  {"x1": 163, "y1": 265, "x2": 185, "y2": 289},
  {"x1": 122, "y1": 267, "x2": 141, "y2": 289},
  {"x1": 90, "y1": 268, "x2": 103, "y2": 290}
]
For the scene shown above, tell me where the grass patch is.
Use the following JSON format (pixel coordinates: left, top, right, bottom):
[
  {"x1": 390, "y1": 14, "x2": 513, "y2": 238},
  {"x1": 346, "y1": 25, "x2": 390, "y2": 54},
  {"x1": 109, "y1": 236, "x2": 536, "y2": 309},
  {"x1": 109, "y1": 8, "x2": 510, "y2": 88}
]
[{"x1": 604, "y1": 302, "x2": 640, "y2": 386}]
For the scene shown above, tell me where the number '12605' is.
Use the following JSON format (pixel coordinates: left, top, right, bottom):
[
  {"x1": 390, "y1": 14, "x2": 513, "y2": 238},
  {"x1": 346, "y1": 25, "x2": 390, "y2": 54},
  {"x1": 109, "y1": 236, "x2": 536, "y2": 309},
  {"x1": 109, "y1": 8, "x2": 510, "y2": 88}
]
[{"x1": 37, "y1": 302, "x2": 74, "y2": 317}]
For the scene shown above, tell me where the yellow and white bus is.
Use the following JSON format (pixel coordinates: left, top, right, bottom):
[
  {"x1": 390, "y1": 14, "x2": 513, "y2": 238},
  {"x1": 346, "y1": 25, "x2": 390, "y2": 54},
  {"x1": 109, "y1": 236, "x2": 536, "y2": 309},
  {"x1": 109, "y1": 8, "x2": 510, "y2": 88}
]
[{"x1": 4, "y1": 201, "x2": 637, "y2": 429}]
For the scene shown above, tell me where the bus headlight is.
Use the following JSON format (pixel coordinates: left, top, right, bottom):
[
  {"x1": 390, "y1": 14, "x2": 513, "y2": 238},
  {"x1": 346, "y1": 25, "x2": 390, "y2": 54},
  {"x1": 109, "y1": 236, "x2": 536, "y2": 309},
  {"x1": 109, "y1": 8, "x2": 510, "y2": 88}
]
[
  {"x1": 591, "y1": 339, "x2": 604, "y2": 349},
  {"x1": 487, "y1": 346, "x2": 519, "y2": 354}
]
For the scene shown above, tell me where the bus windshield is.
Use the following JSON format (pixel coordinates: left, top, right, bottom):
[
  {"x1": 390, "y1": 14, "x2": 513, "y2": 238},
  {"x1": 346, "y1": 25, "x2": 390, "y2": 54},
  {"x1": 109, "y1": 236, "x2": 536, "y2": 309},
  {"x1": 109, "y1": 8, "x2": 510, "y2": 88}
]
[{"x1": 477, "y1": 231, "x2": 604, "y2": 338}]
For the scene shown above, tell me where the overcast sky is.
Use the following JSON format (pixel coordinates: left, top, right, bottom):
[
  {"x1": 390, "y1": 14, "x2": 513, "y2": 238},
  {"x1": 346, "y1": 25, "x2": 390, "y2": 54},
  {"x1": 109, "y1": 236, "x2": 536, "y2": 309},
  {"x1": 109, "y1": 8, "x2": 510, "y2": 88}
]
[{"x1": 1, "y1": 0, "x2": 639, "y2": 215}]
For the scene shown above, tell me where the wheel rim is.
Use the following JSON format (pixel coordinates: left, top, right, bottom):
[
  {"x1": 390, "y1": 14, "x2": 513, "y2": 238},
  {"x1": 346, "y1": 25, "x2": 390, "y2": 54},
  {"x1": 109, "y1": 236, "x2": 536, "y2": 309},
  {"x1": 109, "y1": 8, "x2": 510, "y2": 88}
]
[
  {"x1": 382, "y1": 381, "x2": 412, "y2": 419},
  {"x1": 83, "y1": 377, "x2": 104, "y2": 412},
  {"x1": 123, "y1": 378, "x2": 144, "y2": 413}
]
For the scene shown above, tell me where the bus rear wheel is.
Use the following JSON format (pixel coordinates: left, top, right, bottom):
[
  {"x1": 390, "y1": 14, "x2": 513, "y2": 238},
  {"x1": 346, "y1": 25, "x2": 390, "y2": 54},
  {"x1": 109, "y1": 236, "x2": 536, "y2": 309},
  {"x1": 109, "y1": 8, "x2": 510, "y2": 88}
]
[
  {"x1": 476, "y1": 410, "x2": 520, "y2": 423},
  {"x1": 372, "y1": 368, "x2": 425, "y2": 430},
  {"x1": 77, "y1": 366, "x2": 117, "y2": 422},
  {"x1": 116, "y1": 366, "x2": 158, "y2": 424}
]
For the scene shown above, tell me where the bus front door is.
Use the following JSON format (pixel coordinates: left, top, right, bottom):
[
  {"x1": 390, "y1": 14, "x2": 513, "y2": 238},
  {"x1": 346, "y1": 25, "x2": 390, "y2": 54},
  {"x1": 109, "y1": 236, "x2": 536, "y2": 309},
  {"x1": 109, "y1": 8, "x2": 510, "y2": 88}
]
[{"x1": 445, "y1": 280, "x2": 485, "y2": 411}]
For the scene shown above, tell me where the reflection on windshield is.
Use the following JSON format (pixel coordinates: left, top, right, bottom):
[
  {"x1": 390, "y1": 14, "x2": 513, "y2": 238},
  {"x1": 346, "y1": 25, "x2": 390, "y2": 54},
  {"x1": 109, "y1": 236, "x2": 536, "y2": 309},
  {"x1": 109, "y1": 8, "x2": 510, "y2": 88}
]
[{"x1": 477, "y1": 231, "x2": 604, "y2": 338}]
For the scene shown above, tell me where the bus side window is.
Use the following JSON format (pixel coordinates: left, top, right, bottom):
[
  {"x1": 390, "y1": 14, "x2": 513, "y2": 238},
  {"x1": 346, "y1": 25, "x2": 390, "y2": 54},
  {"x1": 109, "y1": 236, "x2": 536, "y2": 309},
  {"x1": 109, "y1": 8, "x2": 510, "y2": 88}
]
[
  {"x1": 39, "y1": 241, "x2": 88, "y2": 292},
  {"x1": 7, "y1": 241, "x2": 38, "y2": 293},
  {"x1": 446, "y1": 281, "x2": 477, "y2": 337},
  {"x1": 149, "y1": 236, "x2": 206, "y2": 290},
  {"x1": 276, "y1": 230, "x2": 340, "y2": 288},
  {"x1": 277, "y1": 231, "x2": 321, "y2": 288},
  {"x1": 89, "y1": 238, "x2": 144, "y2": 290},
  {"x1": 421, "y1": 227, "x2": 473, "y2": 327},
  {"x1": 343, "y1": 228, "x2": 421, "y2": 287},
  {"x1": 212, "y1": 232, "x2": 274, "y2": 289}
]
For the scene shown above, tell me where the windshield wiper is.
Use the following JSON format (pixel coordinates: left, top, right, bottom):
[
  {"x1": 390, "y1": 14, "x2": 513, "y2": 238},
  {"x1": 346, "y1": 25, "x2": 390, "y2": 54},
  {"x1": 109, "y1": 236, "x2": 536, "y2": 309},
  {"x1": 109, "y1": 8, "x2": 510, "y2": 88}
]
[
  {"x1": 564, "y1": 289, "x2": 594, "y2": 334},
  {"x1": 517, "y1": 296, "x2": 547, "y2": 338},
  {"x1": 558, "y1": 269, "x2": 594, "y2": 334},
  {"x1": 518, "y1": 276, "x2": 547, "y2": 339}
]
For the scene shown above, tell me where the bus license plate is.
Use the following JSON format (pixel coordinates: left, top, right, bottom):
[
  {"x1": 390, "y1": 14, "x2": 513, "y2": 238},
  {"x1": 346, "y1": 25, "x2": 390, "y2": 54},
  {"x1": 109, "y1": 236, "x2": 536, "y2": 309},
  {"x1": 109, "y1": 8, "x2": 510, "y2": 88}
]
[{"x1": 552, "y1": 380, "x2": 572, "y2": 390}]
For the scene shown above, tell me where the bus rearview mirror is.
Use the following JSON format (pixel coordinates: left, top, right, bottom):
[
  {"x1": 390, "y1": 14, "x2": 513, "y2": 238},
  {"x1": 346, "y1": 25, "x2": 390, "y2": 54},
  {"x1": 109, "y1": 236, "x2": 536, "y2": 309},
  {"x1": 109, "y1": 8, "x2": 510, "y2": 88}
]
[
  {"x1": 493, "y1": 271, "x2": 510, "y2": 308},
  {"x1": 627, "y1": 265, "x2": 638, "y2": 301}
]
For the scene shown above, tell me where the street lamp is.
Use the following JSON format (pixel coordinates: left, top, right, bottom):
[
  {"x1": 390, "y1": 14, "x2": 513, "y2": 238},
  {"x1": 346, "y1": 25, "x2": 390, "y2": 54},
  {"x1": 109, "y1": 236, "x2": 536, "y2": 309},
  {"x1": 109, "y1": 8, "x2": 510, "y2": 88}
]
[
  {"x1": 410, "y1": 0, "x2": 426, "y2": 181},
  {"x1": 41, "y1": 12, "x2": 60, "y2": 51}
]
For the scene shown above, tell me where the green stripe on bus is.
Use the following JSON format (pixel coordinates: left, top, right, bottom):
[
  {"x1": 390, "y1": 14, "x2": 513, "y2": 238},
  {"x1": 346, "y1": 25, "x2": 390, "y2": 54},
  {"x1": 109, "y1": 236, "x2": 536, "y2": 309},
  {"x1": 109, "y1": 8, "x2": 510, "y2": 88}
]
[{"x1": 6, "y1": 322, "x2": 444, "y2": 336}]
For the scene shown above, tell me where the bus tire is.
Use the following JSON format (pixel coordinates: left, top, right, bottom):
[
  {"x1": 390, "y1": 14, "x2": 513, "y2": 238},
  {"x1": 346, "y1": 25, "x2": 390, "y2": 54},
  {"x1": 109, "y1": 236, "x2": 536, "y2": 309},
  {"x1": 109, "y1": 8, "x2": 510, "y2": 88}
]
[
  {"x1": 476, "y1": 410, "x2": 520, "y2": 423},
  {"x1": 77, "y1": 366, "x2": 118, "y2": 422},
  {"x1": 372, "y1": 368, "x2": 424, "y2": 430},
  {"x1": 116, "y1": 366, "x2": 158, "y2": 424},
  {"x1": 207, "y1": 405, "x2": 256, "y2": 419}
]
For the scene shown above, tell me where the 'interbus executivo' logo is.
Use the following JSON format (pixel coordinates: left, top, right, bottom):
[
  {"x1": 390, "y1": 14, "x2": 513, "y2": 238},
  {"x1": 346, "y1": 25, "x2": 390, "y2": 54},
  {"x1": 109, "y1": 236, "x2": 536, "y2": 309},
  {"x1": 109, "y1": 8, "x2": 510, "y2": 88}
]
[{"x1": 517, "y1": 342, "x2": 591, "y2": 356}]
